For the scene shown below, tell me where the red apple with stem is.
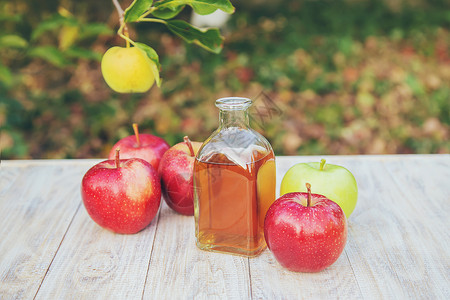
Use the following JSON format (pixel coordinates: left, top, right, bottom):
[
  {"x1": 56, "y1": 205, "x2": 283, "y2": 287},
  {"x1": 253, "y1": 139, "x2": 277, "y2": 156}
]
[
  {"x1": 158, "y1": 136, "x2": 202, "y2": 215},
  {"x1": 264, "y1": 183, "x2": 347, "y2": 272},
  {"x1": 82, "y1": 149, "x2": 161, "y2": 234},
  {"x1": 109, "y1": 123, "x2": 169, "y2": 171}
]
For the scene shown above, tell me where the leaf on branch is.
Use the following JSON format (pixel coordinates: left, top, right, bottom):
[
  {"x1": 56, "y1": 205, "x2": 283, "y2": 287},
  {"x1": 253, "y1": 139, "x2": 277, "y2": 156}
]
[
  {"x1": 0, "y1": 63, "x2": 13, "y2": 87},
  {"x1": 151, "y1": 5, "x2": 185, "y2": 20},
  {"x1": 0, "y1": 35, "x2": 28, "y2": 49},
  {"x1": 28, "y1": 46, "x2": 71, "y2": 68},
  {"x1": 124, "y1": 0, "x2": 154, "y2": 23},
  {"x1": 0, "y1": 14, "x2": 22, "y2": 23},
  {"x1": 134, "y1": 42, "x2": 162, "y2": 87},
  {"x1": 65, "y1": 47, "x2": 102, "y2": 61},
  {"x1": 165, "y1": 20, "x2": 224, "y2": 53},
  {"x1": 59, "y1": 25, "x2": 79, "y2": 50},
  {"x1": 79, "y1": 23, "x2": 114, "y2": 39},
  {"x1": 155, "y1": 0, "x2": 235, "y2": 15},
  {"x1": 31, "y1": 14, "x2": 78, "y2": 41}
]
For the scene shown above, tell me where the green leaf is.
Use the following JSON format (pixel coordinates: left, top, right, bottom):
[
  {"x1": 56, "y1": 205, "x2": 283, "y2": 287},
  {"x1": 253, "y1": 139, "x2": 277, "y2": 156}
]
[
  {"x1": 79, "y1": 23, "x2": 114, "y2": 39},
  {"x1": 165, "y1": 20, "x2": 224, "y2": 53},
  {"x1": 134, "y1": 42, "x2": 160, "y2": 66},
  {"x1": 124, "y1": 0, "x2": 154, "y2": 23},
  {"x1": 0, "y1": 35, "x2": 28, "y2": 49},
  {"x1": 155, "y1": 0, "x2": 235, "y2": 15},
  {"x1": 28, "y1": 46, "x2": 70, "y2": 68},
  {"x1": 134, "y1": 42, "x2": 162, "y2": 87},
  {"x1": 65, "y1": 47, "x2": 102, "y2": 61},
  {"x1": 0, "y1": 14, "x2": 22, "y2": 22},
  {"x1": 0, "y1": 63, "x2": 13, "y2": 87},
  {"x1": 151, "y1": 5, "x2": 185, "y2": 20},
  {"x1": 31, "y1": 15, "x2": 78, "y2": 41}
]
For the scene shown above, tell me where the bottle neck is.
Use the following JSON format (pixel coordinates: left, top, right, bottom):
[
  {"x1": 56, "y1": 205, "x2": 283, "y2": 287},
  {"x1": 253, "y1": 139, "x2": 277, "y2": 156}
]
[{"x1": 219, "y1": 109, "x2": 250, "y2": 129}]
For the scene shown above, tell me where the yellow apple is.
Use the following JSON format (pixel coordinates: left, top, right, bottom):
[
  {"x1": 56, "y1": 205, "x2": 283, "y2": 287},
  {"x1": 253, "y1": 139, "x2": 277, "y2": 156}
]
[{"x1": 101, "y1": 46, "x2": 156, "y2": 93}]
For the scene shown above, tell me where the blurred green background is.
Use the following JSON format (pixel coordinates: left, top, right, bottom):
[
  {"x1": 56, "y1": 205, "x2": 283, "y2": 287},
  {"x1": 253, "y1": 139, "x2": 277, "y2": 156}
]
[{"x1": 1, "y1": 0, "x2": 449, "y2": 159}]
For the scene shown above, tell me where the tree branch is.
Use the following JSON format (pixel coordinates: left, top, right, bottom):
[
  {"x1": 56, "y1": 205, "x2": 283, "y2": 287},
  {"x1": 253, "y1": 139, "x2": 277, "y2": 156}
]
[
  {"x1": 112, "y1": 0, "x2": 130, "y2": 47},
  {"x1": 112, "y1": 0, "x2": 124, "y2": 18}
]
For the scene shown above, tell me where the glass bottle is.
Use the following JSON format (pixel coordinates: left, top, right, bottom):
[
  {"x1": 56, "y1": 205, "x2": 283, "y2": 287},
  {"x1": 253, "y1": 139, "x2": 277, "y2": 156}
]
[{"x1": 193, "y1": 97, "x2": 276, "y2": 257}]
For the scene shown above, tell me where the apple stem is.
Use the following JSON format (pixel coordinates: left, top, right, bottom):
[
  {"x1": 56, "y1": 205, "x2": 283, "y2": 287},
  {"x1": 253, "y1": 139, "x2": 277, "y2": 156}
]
[
  {"x1": 184, "y1": 136, "x2": 195, "y2": 157},
  {"x1": 306, "y1": 183, "x2": 311, "y2": 207},
  {"x1": 133, "y1": 123, "x2": 141, "y2": 147},
  {"x1": 320, "y1": 159, "x2": 326, "y2": 171},
  {"x1": 115, "y1": 149, "x2": 120, "y2": 169}
]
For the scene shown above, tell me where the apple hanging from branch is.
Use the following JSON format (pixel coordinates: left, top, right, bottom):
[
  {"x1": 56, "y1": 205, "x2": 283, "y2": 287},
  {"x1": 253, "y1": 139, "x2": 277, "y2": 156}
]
[{"x1": 101, "y1": 0, "x2": 235, "y2": 93}]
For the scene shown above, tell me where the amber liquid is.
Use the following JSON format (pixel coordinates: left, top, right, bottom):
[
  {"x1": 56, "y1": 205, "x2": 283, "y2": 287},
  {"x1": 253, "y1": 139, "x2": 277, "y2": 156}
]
[{"x1": 194, "y1": 149, "x2": 276, "y2": 257}]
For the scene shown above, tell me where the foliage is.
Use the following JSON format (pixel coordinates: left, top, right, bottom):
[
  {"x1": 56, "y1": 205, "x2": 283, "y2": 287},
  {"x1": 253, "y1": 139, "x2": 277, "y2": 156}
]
[
  {"x1": 116, "y1": 0, "x2": 235, "y2": 86},
  {"x1": 1, "y1": 0, "x2": 449, "y2": 159}
]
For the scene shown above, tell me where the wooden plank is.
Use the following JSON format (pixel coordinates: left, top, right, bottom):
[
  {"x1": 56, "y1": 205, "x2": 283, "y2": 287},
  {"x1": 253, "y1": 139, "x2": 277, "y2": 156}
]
[
  {"x1": 250, "y1": 249, "x2": 362, "y2": 299},
  {"x1": 344, "y1": 156, "x2": 450, "y2": 299},
  {"x1": 142, "y1": 201, "x2": 251, "y2": 299},
  {"x1": 381, "y1": 156, "x2": 450, "y2": 298},
  {"x1": 35, "y1": 188, "x2": 160, "y2": 299},
  {"x1": 0, "y1": 163, "x2": 86, "y2": 299},
  {"x1": 250, "y1": 156, "x2": 363, "y2": 299},
  {"x1": 337, "y1": 157, "x2": 407, "y2": 299}
]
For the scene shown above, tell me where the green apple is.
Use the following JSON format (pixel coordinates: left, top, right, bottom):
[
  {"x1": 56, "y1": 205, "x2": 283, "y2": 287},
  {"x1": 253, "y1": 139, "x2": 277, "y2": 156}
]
[{"x1": 280, "y1": 159, "x2": 358, "y2": 218}]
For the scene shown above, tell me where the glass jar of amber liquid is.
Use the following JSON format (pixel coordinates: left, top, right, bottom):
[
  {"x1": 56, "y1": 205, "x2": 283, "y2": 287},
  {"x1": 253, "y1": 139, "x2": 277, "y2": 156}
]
[{"x1": 193, "y1": 97, "x2": 276, "y2": 257}]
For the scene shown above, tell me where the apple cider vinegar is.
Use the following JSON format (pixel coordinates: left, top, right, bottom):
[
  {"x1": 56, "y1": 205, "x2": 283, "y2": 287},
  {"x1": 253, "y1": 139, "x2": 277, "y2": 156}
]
[
  {"x1": 193, "y1": 97, "x2": 276, "y2": 257},
  {"x1": 194, "y1": 150, "x2": 275, "y2": 256}
]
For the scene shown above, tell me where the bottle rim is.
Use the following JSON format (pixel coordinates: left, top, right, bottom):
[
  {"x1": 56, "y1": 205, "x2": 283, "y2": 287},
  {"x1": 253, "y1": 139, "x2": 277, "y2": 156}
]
[{"x1": 215, "y1": 97, "x2": 252, "y2": 111}]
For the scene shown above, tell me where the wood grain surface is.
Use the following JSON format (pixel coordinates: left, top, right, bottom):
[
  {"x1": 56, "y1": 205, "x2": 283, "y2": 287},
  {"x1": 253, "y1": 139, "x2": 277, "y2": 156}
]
[{"x1": 0, "y1": 155, "x2": 449, "y2": 299}]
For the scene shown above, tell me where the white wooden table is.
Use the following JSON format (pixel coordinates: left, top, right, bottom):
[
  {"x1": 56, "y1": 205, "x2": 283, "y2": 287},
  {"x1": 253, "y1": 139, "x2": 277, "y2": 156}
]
[{"x1": 1, "y1": 155, "x2": 449, "y2": 299}]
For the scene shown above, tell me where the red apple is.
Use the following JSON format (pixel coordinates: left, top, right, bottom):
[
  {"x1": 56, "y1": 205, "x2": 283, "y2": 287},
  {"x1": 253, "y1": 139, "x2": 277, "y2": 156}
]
[
  {"x1": 158, "y1": 136, "x2": 202, "y2": 216},
  {"x1": 81, "y1": 150, "x2": 161, "y2": 234},
  {"x1": 109, "y1": 123, "x2": 169, "y2": 171},
  {"x1": 264, "y1": 183, "x2": 347, "y2": 272}
]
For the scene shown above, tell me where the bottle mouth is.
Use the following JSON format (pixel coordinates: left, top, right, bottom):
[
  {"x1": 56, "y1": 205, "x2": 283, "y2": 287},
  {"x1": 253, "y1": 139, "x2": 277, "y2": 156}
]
[{"x1": 215, "y1": 97, "x2": 252, "y2": 111}]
